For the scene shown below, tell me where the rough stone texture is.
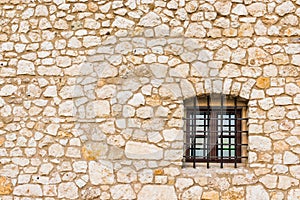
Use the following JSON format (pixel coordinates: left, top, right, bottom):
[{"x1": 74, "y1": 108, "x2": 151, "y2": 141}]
[
  {"x1": 57, "y1": 182, "x2": 78, "y2": 199},
  {"x1": 138, "y1": 185, "x2": 177, "y2": 200},
  {"x1": 1, "y1": 0, "x2": 300, "y2": 199},
  {"x1": 125, "y1": 141, "x2": 163, "y2": 160},
  {"x1": 88, "y1": 161, "x2": 114, "y2": 185},
  {"x1": 13, "y1": 184, "x2": 42, "y2": 197},
  {"x1": 246, "y1": 185, "x2": 269, "y2": 200}
]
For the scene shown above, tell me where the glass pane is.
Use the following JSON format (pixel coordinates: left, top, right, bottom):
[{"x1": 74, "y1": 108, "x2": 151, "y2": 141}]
[{"x1": 231, "y1": 150, "x2": 235, "y2": 156}]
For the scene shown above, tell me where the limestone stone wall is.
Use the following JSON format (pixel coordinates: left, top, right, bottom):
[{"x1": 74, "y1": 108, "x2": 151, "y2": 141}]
[{"x1": 1, "y1": 0, "x2": 300, "y2": 199}]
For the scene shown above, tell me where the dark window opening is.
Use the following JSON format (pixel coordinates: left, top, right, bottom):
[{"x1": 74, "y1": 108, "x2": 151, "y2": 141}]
[{"x1": 184, "y1": 95, "x2": 248, "y2": 168}]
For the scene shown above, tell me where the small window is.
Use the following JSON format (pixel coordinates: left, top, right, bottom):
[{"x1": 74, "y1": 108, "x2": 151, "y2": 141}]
[{"x1": 184, "y1": 94, "x2": 248, "y2": 168}]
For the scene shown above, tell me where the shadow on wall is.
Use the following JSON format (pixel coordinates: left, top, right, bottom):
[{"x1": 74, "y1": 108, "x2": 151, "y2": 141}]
[{"x1": 71, "y1": 34, "x2": 255, "y2": 166}]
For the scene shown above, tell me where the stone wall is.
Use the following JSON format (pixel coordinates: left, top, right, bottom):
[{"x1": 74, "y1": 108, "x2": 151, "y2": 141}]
[{"x1": 1, "y1": 0, "x2": 300, "y2": 199}]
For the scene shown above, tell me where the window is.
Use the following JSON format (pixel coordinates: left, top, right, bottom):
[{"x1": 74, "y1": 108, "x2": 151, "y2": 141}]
[{"x1": 184, "y1": 94, "x2": 248, "y2": 168}]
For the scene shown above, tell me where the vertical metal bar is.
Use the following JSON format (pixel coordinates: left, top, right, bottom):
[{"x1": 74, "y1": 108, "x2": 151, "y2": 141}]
[
  {"x1": 207, "y1": 95, "x2": 210, "y2": 169},
  {"x1": 229, "y1": 111, "x2": 232, "y2": 160},
  {"x1": 234, "y1": 97, "x2": 238, "y2": 168},
  {"x1": 193, "y1": 97, "x2": 196, "y2": 168},
  {"x1": 220, "y1": 94, "x2": 224, "y2": 168},
  {"x1": 204, "y1": 106, "x2": 206, "y2": 161}
]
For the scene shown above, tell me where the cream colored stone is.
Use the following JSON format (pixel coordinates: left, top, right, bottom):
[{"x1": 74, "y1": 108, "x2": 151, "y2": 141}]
[
  {"x1": 175, "y1": 178, "x2": 193, "y2": 191},
  {"x1": 247, "y1": 3, "x2": 266, "y2": 17},
  {"x1": 138, "y1": 12, "x2": 161, "y2": 27},
  {"x1": 89, "y1": 161, "x2": 114, "y2": 185},
  {"x1": 43, "y1": 86, "x2": 57, "y2": 97},
  {"x1": 232, "y1": 4, "x2": 248, "y2": 16},
  {"x1": 220, "y1": 64, "x2": 241, "y2": 77},
  {"x1": 136, "y1": 106, "x2": 154, "y2": 119},
  {"x1": 246, "y1": 185, "x2": 269, "y2": 200},
  {"x1": 49, "y1": 143, "x2": 64, "y2": 157},
  {"x1": 288, "y1": 189, "x2": 300, "y2": 200},
  {"x1": 17, "y1": 60, "x2": 35, "y2": 75},
  {"x1": 248, "y1": 47, "x2": 272, "y2": 67},
  {"x1": 59, "y1": 101, "x2": 75, "y2": 116},
  {"x1": 290, "y1": 166, "x2": 300, "y2": 179},
  {"x1": 278, "y1": 176, "x2": 299, "y2": 190},
  {"x1": 96, "y1": 85, "x2": 116, "y2": 99},
  {"x1": 110, "y1": 184, "x2": 136, "y2": 200},
  {"x1": 275, "y1": 1, "x2": 296, "y2": 16},
  {"x1": 214, "y1": 1, "x2": 232, "y2": 16},
  {"x1": 137, "y1": 185, "x2": 177, "y2": 200},
  {"x1": 117, "y1": 167, "x2": 137, "y2": 183},
  {"x1": 259, "y1": 174, "x2": 277, "y2": 189},
  {"x1": 56, "y1": 56, "x2": 71, "y2": 68},
  {"x1": 182, "y1": 186, "x2": 202, "y2": 200},
  {"x1": 0, "y1": 164, "x2": 19, "y2": 178},
  {"x1": 267, "y1": 107, "x2": 285, "y2": 120},
  {"x1": 13, "y1": 184, "x2": 42, "y2": 196},
  {"x1": 185, "y1": 23, "x2": 206, "y2": 38},
  {"x1": 58, "y1": 182, "x2": 78, "y2": 199},
  {"x1": 54, "y1": 19, "x2": 69, "y2": 30},
  {"x1": 125, "y1": 141, "x2": 163, "y2": 160},
  {"x1": 0, "y1": 85, "x2": 17, "y2": 96},
  {"x1": 150, "y1": 63, "x2": 168, "y2": 78},
  {"x1": 215, "y1": 46, "x2": 231, "y2": 62},
  {"x1": 35, "y1": 5, "x2": 48, "y2": 16},
  {"x1": 185, "y1": 1, "x2": 198, "y2": 13},
  {"x1": 283, "y1": 151, "x2": 299, "y2": 164},
  {"x1": 249, "y1": 136, "x2": 272, "y2": 151}
]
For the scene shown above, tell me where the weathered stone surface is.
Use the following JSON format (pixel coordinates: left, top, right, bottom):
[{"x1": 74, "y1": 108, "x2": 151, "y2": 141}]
[
  {"x1": 283, "y1": 151, "x2": 299, "y2": 164},
  {"x1": 136, "y1": 106, "x2": 154, "y2": 119},
  {"x1": 110, "y1": 184, "x2": 136, "y2": 200},
  {"x1": 185, "y1": 23, "x2": 206, "y2": 38},
  {"x1": 3, "y1": 0, "x2": 300, "y2": 199},
  {"x1": 246, "y1": 185, "x2": 269, "y2": 200},
  {"x1": 248, "y1": 48, "x2": 272, "y2": 66},
  {"x1": 0, "y1": 164, "x2": 19, "y2": 178},
  {"x1": 278, "y1": 176, "x2": 299, "y2": 190},
  {"x1": 259, "y1": 174, "x2": 277, "y2": 189},
  {"x1": 214, "y1": 1, "x2": 232, "y2": 16},
  {"x1": 57, "y1": 182, "x2": 78, "y2": 199},
  {"x1": 233, "y1": 174, "x2": 258, "y2": 186},
  {"x1": 247, "y1": 3, "x2": 266, "y2": 17},
  {"x1": 232, "y1": 4, "x2": 248, "y2": 16},
  {"x1": 59, "y1": 100, "x2": 75, "y2": 116},
  {"x1": 288, "y1": 189, "x2": 300, "y2": 200},
  {"x1": 0, "y1": 176, "x2": 12, "y2": 195},
  {"x1": 275, "y1": 1, "x2": 296, "y2": 16},
  {"x1": 88, "y1": 161, "x2": 114, "y2": 185},
  {"x1": 249, "y1": 136, "x2": 272, "y2": 151},
  {"x1": 256, "y1": 77, "x2": 270, "y2": 89},
  {"x1": 49, "y1": 143, "x2": 64, "y2": 157},
  {"x1": 13, "y1": 184, "x2": 42, "y2": 196},
  {"x1": 0, "y1": 85, "x2": 17, "y2": 96},
  {"x1": 17, "y1": 60, "x2": 35, "y2": 75},
  {"x1": 175, "y1": 178, "x2": 193, "y2": 191},
  {"x1": 138, "y1": 185, "x2": 177, "y2": 200},
  {"x1": 138, "y1": 12, "x2": 161, "y2": 27},
  {"x1": 182, "y1": 186, "x2": 202, "y2": 200},
  {"x1": 125, "y1": 141, "x2": 163, "y2": 160},
  {"x1": 202, "y1": 191, "x2": 219, "y2": 200}
]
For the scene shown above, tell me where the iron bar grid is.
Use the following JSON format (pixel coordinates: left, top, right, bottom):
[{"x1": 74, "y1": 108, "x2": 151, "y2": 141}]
[{"x1": 184, "y1": 95, "x2": 247, "y2": 168}]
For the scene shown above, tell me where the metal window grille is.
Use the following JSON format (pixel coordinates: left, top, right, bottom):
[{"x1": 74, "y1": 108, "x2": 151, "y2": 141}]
[{"x1": 184, "y1": 95, "x2": 248, "y2": 168}]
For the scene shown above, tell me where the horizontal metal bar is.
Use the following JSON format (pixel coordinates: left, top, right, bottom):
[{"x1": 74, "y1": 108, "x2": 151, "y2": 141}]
[
  {"x1": 185, "y1": 143, "x2": 248, "y2": 146},
  {"x1": 184, "y1": 130, "x2": 248, "y2": 133},
  {"x1": 186, "y1": 106, "x2": 247, "y2": 110},
  {"x1": 183, "y1": 117, "x2": 248, "y2": 120},
  {"x1": 184, "y1": 156, "x2": 248, "y2": 159}
]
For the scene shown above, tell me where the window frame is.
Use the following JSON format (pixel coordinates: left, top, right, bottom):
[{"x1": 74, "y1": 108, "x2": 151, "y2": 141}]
[{"x1": 184, "y1": 95, "x2": 248, "y2": 168}]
